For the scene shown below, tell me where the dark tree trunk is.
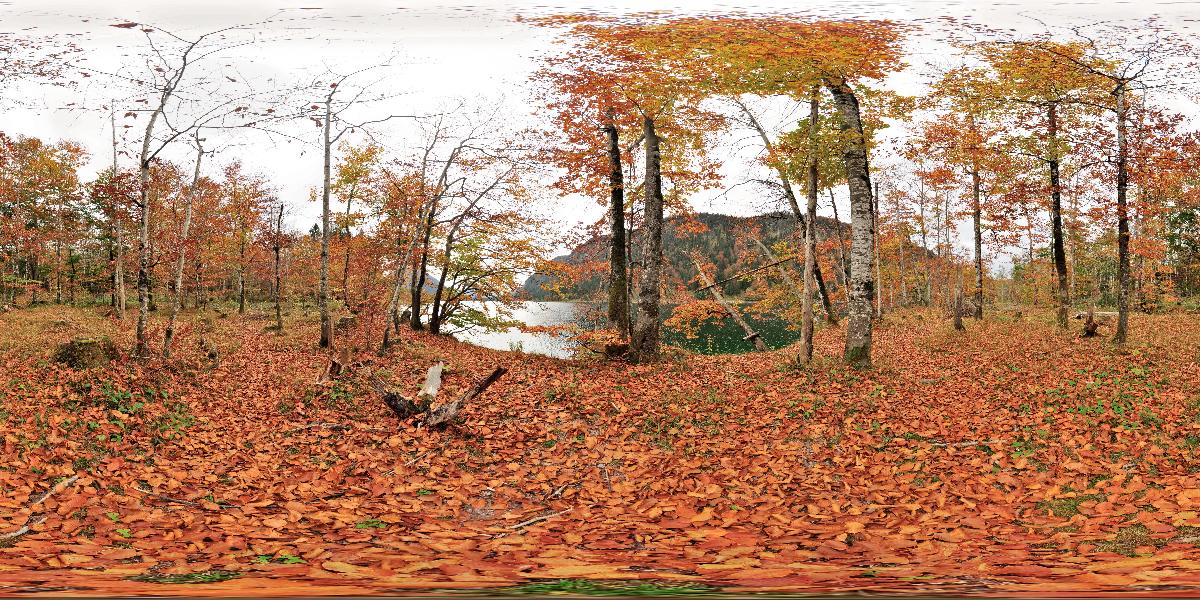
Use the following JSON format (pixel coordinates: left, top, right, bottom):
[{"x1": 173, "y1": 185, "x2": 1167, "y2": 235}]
[
  {"x1": 799, "y1": 88, "x2": 819, "y2": 365},
  {"x1": 1048, "y1": 102, "x2": 1070, "y2": 328},
  {"x1": 319, "y1": 97, "x2": 333, "y2": 348},
  {"x1": 1113, "y1": 84, "x2": 1130, "y2": 344},
  {"x1": 603, "y1": 119, "x2": 630, "y2": 339}
]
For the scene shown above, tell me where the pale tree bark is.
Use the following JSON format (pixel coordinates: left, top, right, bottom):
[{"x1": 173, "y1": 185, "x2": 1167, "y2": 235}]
[
  {"x1": 162, "y1": 136, "x2": 204, "y2": 358},
  {"x1": 1113, "y1": 83, "x2": 1131, "y2": 344},
  {"x1": 135, "y1": 97, "x2": 167, "y2": 358},
  {"x1": 603, "y1": 118, "x2": 630, "y2": 338},
  {"x1": 826, "y1": 79, "x2": 875, "y2": 369},
  {"x1": 798, "y1": 89, "x2": 819, "y2": 365},
  {"x1": 630, "y1": 116, "x2": 664, "y2": 363},
  {"x1": 110, "y1": 106, "x2": 126, "y2": 320}
]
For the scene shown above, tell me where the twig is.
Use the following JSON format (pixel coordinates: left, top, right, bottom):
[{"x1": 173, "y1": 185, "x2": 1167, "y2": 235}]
[
  {"x1": 285, "y1": 422, "x2": 351, "y2": 435},
  {"x1": 508, "y1": 508, "x2": 572, "y2": 531},
  {"x1": 134, "y1": 484, "x2": 240, "y2": 510},
  {"x1": 544, "y1": 482, "x2": 570, "y2": 501},
  {"x1": 0, "y1": 475, "x2": 79, "y2": 543},
  {"x1": 929, "y1": 439, "x2": 1003, "y2": 448},
  {"x1": 380, "y1": 451, "x2": 430, "y2": 477}
]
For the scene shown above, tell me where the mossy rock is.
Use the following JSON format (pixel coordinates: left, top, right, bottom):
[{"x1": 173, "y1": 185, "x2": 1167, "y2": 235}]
[
  {"x1": 54, "y1": 337, "x2": 118, "y2": 369},
  {"x1": 335, "y1": 315, "x2": 357, "y2": 331}
]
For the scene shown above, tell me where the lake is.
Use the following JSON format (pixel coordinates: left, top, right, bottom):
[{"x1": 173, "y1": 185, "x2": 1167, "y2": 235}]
[{"x1": 456, "y1": 301, "x2": 800, "y2": 358}]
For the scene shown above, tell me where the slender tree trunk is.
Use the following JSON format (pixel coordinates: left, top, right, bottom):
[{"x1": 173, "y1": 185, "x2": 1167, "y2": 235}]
[
  {"x1": 829, "y1": 188, "x2": 852, "y2": 290},
  {"x1": 411, "y1": 205, "x2": 436, "y2": 331},
  {"x1": 630, "y1": 116, "x2": 665, "y2": 363},
  {"x1": 110, "y1": 106, "x2": 127, "y2": 320},
  {"x1": 163, "y1": 142, "x2": 203, "y2": 358},
  {"x1": 1047, "y1": 102, "x2": 1070, "y2": 328},
  {"x1": 274, "y1": 204, "x2": 284, "y2": 332},
  {"x1": 135, "y1": 114, "x2": 161, "y2": 358},
  {"x1": 341, "y1": 192, "x2": 354, "y2": 306},
  {"x1": 238, "y1": 224, "x2": 246, "y2": 314},
  {"x1": 429, "y1": 228, "x2": 455, "y2": 335},
  {"x1": 971, "y1": 168, "x2": 984, "y2": 319},
  {"x1": 736, "y1": 99, "x2": 837, "y2": 323},
  {"x1": 603, "y1": 119, "x2": 630, "y2": 338},
  {"x1": 826, "y1": 79, "x2": 875, "y2": 368},
  {"x1": 1113, "y1": 84, "x2": 1131, "y2": 344},
  {"x1": 799, "y1": 89, "x2": 819, "y2": 365},
  {"x1": 873, "y1": 180, "x2": 883, "y2": 319},
  {"x1": 319, "y1": 96, "x2": 334, "y2": 348}
]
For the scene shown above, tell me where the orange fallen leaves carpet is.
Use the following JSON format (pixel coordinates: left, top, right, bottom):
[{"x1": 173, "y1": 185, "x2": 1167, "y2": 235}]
[{"x1": 3, "y1": 305, "x2": 1200, "y2": 596}]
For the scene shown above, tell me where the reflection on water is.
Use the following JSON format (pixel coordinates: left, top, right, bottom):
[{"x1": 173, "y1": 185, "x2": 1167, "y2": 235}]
[{"x1": 455, "y1": 301, "x2": 799, "y2": 358}]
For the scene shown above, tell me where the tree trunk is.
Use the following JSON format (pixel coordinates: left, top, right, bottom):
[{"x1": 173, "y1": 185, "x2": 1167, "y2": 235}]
[
  {"x1": 341, "y1": 192, "x2": 354, "y2": 306},
  {"x1": 826, "y1": 79, "x2": 875, "y2": 369},
  {"x1": 1048, "y1": 102, "x2": 1070, "y2": 328},
  {"x1": 163, "y1": 141, "x2": 203, "y2": 358},
  {"x1": 135, "y1": 134, "x2": 157, "y2": 357},
  {"x1": 630, "y1": 116, "x2": 665, "y2": 363},
  {"x1": 429, "y1": 228, "x2": 455, "y2": 335},
  {"x1": 971, "y1": 168, "x2": 984, "y2": 319},
  {"x1": 736, "y1": 99, "x2": 837, "y2": 324},
  {"x1": 319, "y1": 96, "x2": 334, "y2": 348},
  {"x1": 799, "y1": 89, "x2": 819, "y2": 365},
  {"x1": 238, "y1": 223, "x2": 246, "y2": 314},
  {"x1": 110, "y1": 107, "x2": 127, "y2": 320},
  {"x1": 873, "y1": 180, "x2": 883, "y2": 319},
  {"x1": 274, "y1": 203, "x2": 284, "y2": 332},
  {"x1": 1113, "y1": 84, "x2": 1130, "y2": 344},
  {"x1": 411, "y1": 202, "x2": 437, "y2": 331},
  {"x1": 603, "y1": 119, "x2": 630, "y2": 338}
]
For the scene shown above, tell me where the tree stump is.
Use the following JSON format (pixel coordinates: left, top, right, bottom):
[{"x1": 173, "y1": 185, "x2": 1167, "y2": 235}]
[
  {"x1": 54, "y1": 337, "x2": 118, "y2": 369},
  {"x1": 335, "y1": 315, "x2": 357, "y2": 332}
]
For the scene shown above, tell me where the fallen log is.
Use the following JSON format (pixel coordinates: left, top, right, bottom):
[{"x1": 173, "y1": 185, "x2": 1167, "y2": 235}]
[
  {"x1": 690, "y1": 255, "x2": 767, "y2": 352},
  {"x1": 425, "y1": 366, "x2": 507, "y2": 428}
]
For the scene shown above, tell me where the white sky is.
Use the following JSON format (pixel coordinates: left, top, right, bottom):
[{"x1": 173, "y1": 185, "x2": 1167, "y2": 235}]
[{"x1": 4, "y1": 0, "x2": 1200, "y2": 265}]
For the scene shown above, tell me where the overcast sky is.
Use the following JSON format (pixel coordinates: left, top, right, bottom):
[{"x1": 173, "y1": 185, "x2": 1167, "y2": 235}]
[{"x1": 4, "y1": 0, "x2": 1200, "y2": 265}]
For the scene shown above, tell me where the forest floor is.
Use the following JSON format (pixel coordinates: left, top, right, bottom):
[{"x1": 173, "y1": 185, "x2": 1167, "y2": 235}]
[{"x1": 2, "y1": 303, "x2": 1200, "y2": 597}]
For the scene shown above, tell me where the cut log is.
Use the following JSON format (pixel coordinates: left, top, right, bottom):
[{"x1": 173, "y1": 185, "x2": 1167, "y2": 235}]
[
  {"x1": 425, "y1": 366, "x2": 507, "y2": 428},
  {"x1": 372, "y1": 362, "x2": 443, "y2": 419}
]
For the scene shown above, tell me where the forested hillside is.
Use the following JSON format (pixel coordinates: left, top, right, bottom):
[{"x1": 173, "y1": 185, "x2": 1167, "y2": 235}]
[{"x1": 524, "y1": 211, "x2": 846, "y2": 300}]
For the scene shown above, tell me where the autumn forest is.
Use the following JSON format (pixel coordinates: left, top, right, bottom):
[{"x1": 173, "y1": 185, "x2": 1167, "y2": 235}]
[{"x1": 3, "y1": 4, "x2": 1200, "y2": 596}]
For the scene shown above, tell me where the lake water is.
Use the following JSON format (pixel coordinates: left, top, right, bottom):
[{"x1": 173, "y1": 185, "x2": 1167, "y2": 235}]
[{"x1": 456, "y1": 301, "x2": 800, "y2": 358}]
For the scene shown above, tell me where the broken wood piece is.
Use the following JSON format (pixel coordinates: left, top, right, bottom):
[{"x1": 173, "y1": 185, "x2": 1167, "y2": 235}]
[
  {"x1": 424, "y1": 366, "x2": 507, "y2": 427},
  {"x1": 419, "y1": 362, "x2": 444, "y2": 405},
  {"x1": 370, "y1": 374, "x2": 429, "y2": 419}
]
